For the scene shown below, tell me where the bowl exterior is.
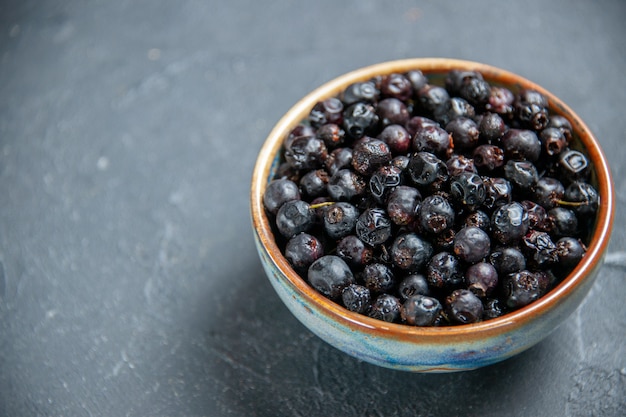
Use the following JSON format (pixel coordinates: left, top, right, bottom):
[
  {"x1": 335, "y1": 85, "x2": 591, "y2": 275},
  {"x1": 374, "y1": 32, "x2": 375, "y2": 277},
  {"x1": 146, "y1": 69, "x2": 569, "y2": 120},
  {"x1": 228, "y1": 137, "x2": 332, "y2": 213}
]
[{"x1": 251, "y1": 58, "x2": 614, "y2": 372}]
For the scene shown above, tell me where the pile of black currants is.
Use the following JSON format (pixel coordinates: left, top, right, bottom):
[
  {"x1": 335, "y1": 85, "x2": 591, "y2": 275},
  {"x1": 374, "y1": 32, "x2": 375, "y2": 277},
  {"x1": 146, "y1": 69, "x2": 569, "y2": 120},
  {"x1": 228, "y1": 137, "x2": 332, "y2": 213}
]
[{"x1": 263, "y1": 69, "x2": 599, "y2": 326}]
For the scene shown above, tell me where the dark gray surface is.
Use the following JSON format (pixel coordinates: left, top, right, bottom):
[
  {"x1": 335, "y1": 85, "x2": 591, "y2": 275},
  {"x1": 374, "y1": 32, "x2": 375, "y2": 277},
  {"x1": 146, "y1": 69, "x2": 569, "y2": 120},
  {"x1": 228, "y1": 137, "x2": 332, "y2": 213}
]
[{"x1": 1, "y1": 1, "x2": 625, "y2": 416}]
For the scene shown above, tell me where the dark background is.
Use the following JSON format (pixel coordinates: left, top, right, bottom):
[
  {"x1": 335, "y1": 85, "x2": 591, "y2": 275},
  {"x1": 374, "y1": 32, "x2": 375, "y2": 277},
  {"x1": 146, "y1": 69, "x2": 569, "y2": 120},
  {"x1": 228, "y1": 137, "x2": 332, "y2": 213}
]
[{"x1": 1, "y1": 1, "x2": 625, "y2": 416}]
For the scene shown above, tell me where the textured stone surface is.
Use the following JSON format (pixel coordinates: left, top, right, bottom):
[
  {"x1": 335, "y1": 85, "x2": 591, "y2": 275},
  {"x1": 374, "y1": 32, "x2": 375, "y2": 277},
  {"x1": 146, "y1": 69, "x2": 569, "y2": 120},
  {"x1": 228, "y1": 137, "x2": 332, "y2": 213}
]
[{"x1": 0, "y1": 0, "x2": 625, "y2": 416}]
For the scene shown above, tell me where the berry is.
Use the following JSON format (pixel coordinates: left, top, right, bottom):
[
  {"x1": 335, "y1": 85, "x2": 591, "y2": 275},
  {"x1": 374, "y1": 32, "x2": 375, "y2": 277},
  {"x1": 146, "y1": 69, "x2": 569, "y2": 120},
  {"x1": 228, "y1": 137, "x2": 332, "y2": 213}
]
[
  {"x1": 478, "y1": 112, "x2": 507, "y2": 141},
  {"x1": 482, "y1": 177, "x2": 513, "y2": 210},
  {"x1": 285, "y1": 233, "x2": 324, "y2": 272},
  {"x1": 555, "y1": 237, "x2": 586, "y2": 268},
  {"x1": 563, "y1": 181, "x2": 599, "y2": 216},
  {"x1": 309, "y1": 98, "x2": 344, "y2": 128},
  {"x1": 449, "y1": 172, "x2": 486, "y2": 210},
  {"x1": 405, "y1": 116, "x2": 439, "y2": 137},
  {"x1": 390, "y1": 233, "x2": 433, "y2": 271},
  {"x1": 489, "y1": 246, "x2": 526, "y2": 275},
  {"x1": 369, "y1": 164, "x2": 404, "y2": 201},
  {"x1": 263, "y1": 178, "x2": 300, "y2": 215},
  {"x1": 368, "y1": 294, "x2": 401, "y2": 323},
  {"x1": 486, "y1": 86, "x2": 515, "y2": 116},
  {"x1": 548, "y1": 207, "x2": 578, "y2": 237},
  {"x1": 401, "y1": 295, "x2": 443, "y2": 326},
  {"x1": 381, "y1": 73, "x2": 413, "y2": 101},
  {"x1": 473, "y1": 144, "x2": 504, "y2": 172},
  {"x1": 413, "y1": 125, "x2": 452, "y2": 157},
  {"x1": 316, "y1": 123, "x2": 346, "y2": 148},
  {"x1": 300, "y1": 169, "x2": 329, "y2": 198},
  {"x1": 558, "y1": 149, "x2": 589, "y2": 180},
  {"x1": 539, "y1": 127, "x2": 567, "y2": 156},
  {"x1": 343, "y1": 102, "x2": 380, "y2": 139},
  {"x1": 446, "y1": 117, "x2": 480, "y2": 150},
  {"x1": 386, "y1": 186, "x2": 422, "y2": 226},
  {"x1": 453, "y1": 226, "x2": 491, "y2": 263},
  {"x1": 341, "y1": 284, "x2": 371, "y2": 314},
  {"x1": 323, "y1": 202, "x2": 360, "y2": 240},
  {"x1": 466, "y1": 262, "x2": 499, "y2": 298},
  {"x1": 514, "y1": 89, "x2": 549, "y2": 130},
  {"x1": 325, "y1": 147, "x2": 353, "y2": 175},
  {"x1": 520, "y1": 200, "x2": 550, "y2": 231},
  {"x1": 504, "y1": 160, "x2": 539, "y2": 191},
  {"x1": 500, "y1": 129, "x2": 541, "y2": 162},
  {"x1": 362, "y1": 263, "x2": 396, "y2": 294},
  {"x1": 341, "y1": 81, "x2": 379, "y2": 105},
  {"x1": 417, "y1": 84, "x2": 449, "y2": 114},
  {"x1": 446, "y1": 289, "x2": 484, "y2": 324},
  {"x1": 284, "y1": 136, "x2": 328, "y2": 170},
  {"x1": 434, "y1": 97, "x2": 475, "y2": 126},
  {"x1": 463, "y1": 210, "x2": 491, "y2": 232},
  {"x1": 491, "y1": 202, "x2": 530, "y2": 244},
  {"x1": 336, "y1": 235, "x2": 374, "y2": 268},
  {"x1": 308, "y1": 255, "x2": 355, "y2": 300},
  {"x1": 327, "y1": 168, "x2": 367, "y2": 201},
  {"x1": 417, "y1": 194, "x2": 456, "y2": 234},
  {"x1": 503, "y1": 270, "x2": 549, "y2": 310},
  {"x1": 398, "y1": 274, "x2": 430, "y2": 300},
  {"x1": 276, "y1": 200, "x2": 314, "y2": 238},
  {"x1": 352, "y1": 138, "x2": 392, "y2": 175},
  {"x1": 378, "y1": 124, "x2": 411, "y2": 154},
  {"x1": 482, "y1": 298, "x2": 505, "y2": 320},
  {"x1": 355, "y1": 208, "x2": 392, "y2": 246},
  {"x1": 426, "y1": 251, "x2": 463, "y2": 289},
  {"x1": 446, "y1": 154, "x2": 477, "y2": 177},
  {"x1": 533, "y1": 177, "x2": 565, "y2": 209},
  {"x1": 377, "y1": 97, "x2": 410, "y2": 127},
  {"x1": 407, "y1": 152, "x2": 449, "y2": 190},
  {"x1": 521, "y1": 229, "x2": 558, "y2": 267}
]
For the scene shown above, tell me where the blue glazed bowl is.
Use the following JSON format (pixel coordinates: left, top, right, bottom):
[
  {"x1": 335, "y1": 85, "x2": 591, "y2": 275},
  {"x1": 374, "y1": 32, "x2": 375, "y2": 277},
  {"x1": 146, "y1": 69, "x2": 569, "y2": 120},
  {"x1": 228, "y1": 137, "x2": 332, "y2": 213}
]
[{"x1": 250, "y1": 58, "x2": 614, "y2": 372}]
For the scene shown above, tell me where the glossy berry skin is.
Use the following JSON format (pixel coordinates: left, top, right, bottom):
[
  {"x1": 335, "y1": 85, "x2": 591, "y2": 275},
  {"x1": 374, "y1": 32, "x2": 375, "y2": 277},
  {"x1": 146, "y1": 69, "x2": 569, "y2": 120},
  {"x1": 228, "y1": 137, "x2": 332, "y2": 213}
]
[
  {"x1": 417, "y1": 194, "x2": 456, "y2": 235},
  {"x1": 391, "y1": 233, "x2": 434, "y2": 272},
  {"x1": 482, "y1": 177, "x2": 513, "y2": 210},
  {"x1": 300, "y1": 169, "x2": 329, "y2": 198},
  {"x1": 558, "y1": 149, "x2": 589, "y2": 180},
  {"x1": 449, "y1": 172, "x2": 486, "y2": 210},
  {"x1": 486, "y1": 86, "x2": 515, "y2": 116},
  {"x1": 445, "y1": 70, "x2": 483, "y2": 94},
  {"x1": 426, "y1": 251, "x2": 464, "y2": 289},
  {"x1": 521, "y1": 230, "x2": 558, "y2": 267},
  {"x1": 483, "y1": 298, "x2": 505, "y2": 320},
  {"x1": 534, "y1": 177, "x2": 565, "y2": 210},
  {"x1": 539, "y1": 127, "x2": 567, "y2": 156},
  {"x1": 341, "y1": 284, "x2": 371, "y2": 314},
  {"x1": 548, "y1": 207, "x2": 578, "y2": 237},
  {"x1": 336, "y1": 235, "x2": 373, "y2": 268},
  {"x1": 406, "y1": 70, "x2": 428, "y2": 91},
  {"x1": 401, "y1": 295, "x2": 442, "y2": 326},
  {"x1": 323, "y1": 202, "x2": 360, "y2": 240},
  {"x1": 343, "y1": 102, "x2": 380, "y2": 139},
  {"x1": 453, "y1": 226, "x2": 491, "y2": 264},
  {"x1": 466, "y1": 262, "x2": 499, "y2": 298},
  {"x1": 325, "y1": 147, "x2": 353, "y2": 176},
  {"x1": 445, "y1": 117, "x2": 480, "y2": 150},
  {"x1": 434, "y1": 97, "x2": 475, "y2": 126},
  {"x1": 446, "y1": 154, "x2": 477, "y2": 177},
  {"x1": 309, "y1": 97, "x2": 344, "y2": 128},
  {"x1": 473, "y1": 144, "x2": 504, "y2": 172},
  {"x1": 327, "y1": 169, "x2": 366, "y2": 201},
  {"x1": 500, "y1": 129, "x2": 541, "y2": 162},
  {"x1": 478, "y1": 112, "x2": 507, "y2": 142},
  {"x1": 355, "y1": 208, "x2": 393, "y2": 247},
  {"x1": 276, "y1": 200, "x2": 314, "y2": 238},
  {"x1": 463, "y1": 210, "x2": 491, "y2": 232},
  {"x1": 504, "y1": 160, "x2": 539, "y2": 191},
  {"x1": 446, "y1": 289, "x2": 484, "y2": 324},
  {"x1": 386, "y1": 186, "x2": 422, "y2": 226},
  {"x1": 368, "y1": 294, "x2": 401, "y2": 323},
  {"x1": 416, "y1": 84, "x2": 450, "y2": 114},
  {"x1": 405, "y1": 116, "x2": 439, "y2": 137},
  {"x1": 412, "y1": 125, "x2": 452, "y2": 157},
  {"x1": 352, "y1": 138, "x2": 392, "y2": 175},
  {"x1": 459, "y1": 77, "x2": 491, "y2": 108},
  {"x1": 377, "y1": 98, "x2": 410, "y2": 127},
  {"x1": 362, "y1": 263, "x2": 396, "y2": 294},
  {"x1": 555, "y1": 237, "x2": 586, "y2": 268},
  {"x1": 378, "y1": 124, "x2": 411, "y2": 154},
  {"x1": 341, "y1": 81, "x2": 379, "y2": 105},
  {"x1": 503, "y1": 270, "x2": 550, "y2": 310},
  {"x1": 491, "y1": 202, "x2": 530, "y2": 244},
  {"x1": 263, "y1": 178, "x2": 300, "y2": 215},
  {"x1": 563, "y1": 181, "x2": 599, "y2": 216},
  {"x1": 381, "y1": 73, "x2": 413, "y2": 101},
  {"x1": 285, "y1": 233, "x2": 324, "y2": 272},
  {"x1": 489, "y1": 246, "x2": 526, "y2": 275},
  {"x1": 398, "y1": 274, "x2": 430, "y2": 300},
  {"x1": 514, "y1": 89, "x2": 549, "y2": 131},
  {"x1": 316, "y1": 123, "x2": 346, "y2": 148},
  {"x1": 308, "y1": 255, "x2": 355, "y2": 300},
  {"x1": 547, "y1": 115, "x2": 573, "y2": 142},
  {"x1": 284, "y1": 136, "x2": 328, "y2": 170},
  {"x1": 407, "y1": 152, "x2": 449, "y2": 190},
  {"x1": 369, "y1": 165, "x2": 404, "y2": 201},
  {"x1": 520, "y1": 200, "x2": 550, "y2": 232}
]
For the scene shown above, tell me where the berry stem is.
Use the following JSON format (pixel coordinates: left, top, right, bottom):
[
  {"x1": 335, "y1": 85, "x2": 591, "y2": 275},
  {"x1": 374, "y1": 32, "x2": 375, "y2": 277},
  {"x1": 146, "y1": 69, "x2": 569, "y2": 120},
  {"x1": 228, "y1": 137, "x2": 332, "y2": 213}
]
[
  {"x1": 555, "y1": 199, "x2": 588, "y2": 207},
  {"x1": 309, "y1": 201, "x2": 336, "y2": 209}
]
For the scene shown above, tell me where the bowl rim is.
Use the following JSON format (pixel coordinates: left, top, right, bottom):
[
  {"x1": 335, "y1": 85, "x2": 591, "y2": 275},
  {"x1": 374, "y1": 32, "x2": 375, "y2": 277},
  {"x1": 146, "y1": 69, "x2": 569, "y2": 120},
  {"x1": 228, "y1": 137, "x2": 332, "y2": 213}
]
[{"x1": 250, "y1": 57, "x2": 615, "y2": 342}]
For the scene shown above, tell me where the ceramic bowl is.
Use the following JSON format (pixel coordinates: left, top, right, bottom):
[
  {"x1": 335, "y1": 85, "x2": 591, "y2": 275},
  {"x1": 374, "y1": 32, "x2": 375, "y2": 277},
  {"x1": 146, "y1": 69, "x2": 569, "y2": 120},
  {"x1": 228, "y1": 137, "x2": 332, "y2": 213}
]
[{"x1": 250, "y1": 58, "x2": 614, "y2": 372}]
